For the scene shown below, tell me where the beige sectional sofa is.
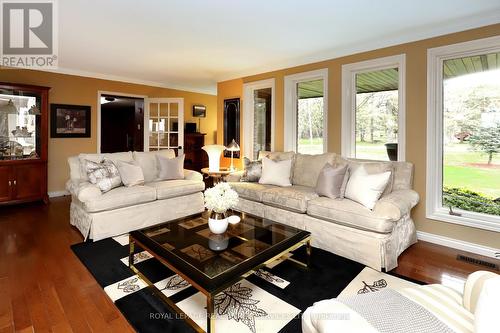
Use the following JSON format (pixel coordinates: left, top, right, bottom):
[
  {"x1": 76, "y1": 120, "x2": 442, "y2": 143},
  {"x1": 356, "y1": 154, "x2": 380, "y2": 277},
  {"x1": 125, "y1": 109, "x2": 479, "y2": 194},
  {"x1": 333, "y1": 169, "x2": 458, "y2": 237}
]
[
  {"x1": 66, "y1": 150, "x2": 205, "y2": 241},
  {"x1": 227, "y1": 151, "x2": 419, "y2": 271}
]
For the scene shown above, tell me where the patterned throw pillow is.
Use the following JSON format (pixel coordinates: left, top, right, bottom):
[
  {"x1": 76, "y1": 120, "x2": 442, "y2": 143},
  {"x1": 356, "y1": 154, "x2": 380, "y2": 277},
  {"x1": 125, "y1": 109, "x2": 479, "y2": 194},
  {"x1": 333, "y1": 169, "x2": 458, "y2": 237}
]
[
  {"x1": 240, "y1": 157, "x2": 262, "y2": 182},
  {"x1": 85, "y1": 159, "x2": 122, "y2": 192}
]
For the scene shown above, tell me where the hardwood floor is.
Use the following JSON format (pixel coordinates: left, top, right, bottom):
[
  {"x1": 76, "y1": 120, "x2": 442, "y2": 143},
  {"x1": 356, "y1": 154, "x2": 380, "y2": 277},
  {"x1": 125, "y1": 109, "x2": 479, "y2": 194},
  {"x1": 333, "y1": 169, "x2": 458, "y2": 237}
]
[
  {"x1": 0, "y1": 197, "x2": 134, "y2": 333},
  {"x1": 0, "y1": 196, "x2": 498, "y2": 332}
]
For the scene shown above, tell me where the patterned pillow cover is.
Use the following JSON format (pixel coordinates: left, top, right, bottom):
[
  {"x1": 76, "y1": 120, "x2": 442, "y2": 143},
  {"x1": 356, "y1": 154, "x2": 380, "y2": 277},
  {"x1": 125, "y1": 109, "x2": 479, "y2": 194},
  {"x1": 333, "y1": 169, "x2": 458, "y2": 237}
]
[
  {"x1": 85, "y1": 159, "x2": 122, "y2": 192},
  {"x1": 240, "y1": 157, "x2": 262, "y2": 182}
]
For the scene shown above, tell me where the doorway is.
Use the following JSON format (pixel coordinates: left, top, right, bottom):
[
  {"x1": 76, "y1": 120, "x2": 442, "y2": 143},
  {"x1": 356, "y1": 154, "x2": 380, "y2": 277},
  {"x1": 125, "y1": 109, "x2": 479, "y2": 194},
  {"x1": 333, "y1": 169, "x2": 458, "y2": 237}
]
[{"x1": 99, "y1": 94, "x2": 145, "y2": 153}]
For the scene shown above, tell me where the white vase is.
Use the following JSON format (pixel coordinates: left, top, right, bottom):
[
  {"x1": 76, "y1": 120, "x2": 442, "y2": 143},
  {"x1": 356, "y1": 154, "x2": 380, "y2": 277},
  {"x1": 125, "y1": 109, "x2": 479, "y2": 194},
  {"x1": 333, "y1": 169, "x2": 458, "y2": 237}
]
[{"x1": 208, "y1": 211, "x2": 228, "y2": 234}]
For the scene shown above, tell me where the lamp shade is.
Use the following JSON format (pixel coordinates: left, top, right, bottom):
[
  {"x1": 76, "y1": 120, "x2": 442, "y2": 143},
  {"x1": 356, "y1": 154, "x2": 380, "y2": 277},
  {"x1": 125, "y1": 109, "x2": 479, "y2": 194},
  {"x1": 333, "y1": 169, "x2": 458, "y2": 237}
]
[
  {"x1": 202, "y1": 145, "x2": 226, "y2": 172},
  {"x1": 226, "y1": 139, "x2": 240, "y2": 152},
  {"x1": 0, "y1": 100, "x2": 18, "y2": 114}
]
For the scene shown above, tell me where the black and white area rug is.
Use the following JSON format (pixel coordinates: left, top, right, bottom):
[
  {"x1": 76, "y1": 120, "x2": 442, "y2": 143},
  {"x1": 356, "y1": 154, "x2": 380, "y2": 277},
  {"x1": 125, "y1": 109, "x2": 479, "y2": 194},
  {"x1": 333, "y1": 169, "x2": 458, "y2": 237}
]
[{"x1": 71, "y1": 235, "x2": 419, "y2": 333}]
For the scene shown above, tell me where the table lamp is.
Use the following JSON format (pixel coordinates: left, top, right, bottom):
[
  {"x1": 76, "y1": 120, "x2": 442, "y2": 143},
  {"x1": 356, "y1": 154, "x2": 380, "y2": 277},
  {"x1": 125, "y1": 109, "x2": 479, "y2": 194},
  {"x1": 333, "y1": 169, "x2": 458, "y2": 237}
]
[
  {"x1": 226, "y1": 139, "x2": 240, "y2": 171},
  {"x1": 202, "y1": 145, "x2": 226, "y2": 172}
]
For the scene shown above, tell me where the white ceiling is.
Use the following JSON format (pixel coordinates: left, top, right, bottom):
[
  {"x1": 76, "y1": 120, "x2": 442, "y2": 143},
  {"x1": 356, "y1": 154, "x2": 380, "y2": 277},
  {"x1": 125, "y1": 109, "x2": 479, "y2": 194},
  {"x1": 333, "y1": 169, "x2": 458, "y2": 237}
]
[{"x1": 54, "y1": 0, "x2": 500, "y2": 94}]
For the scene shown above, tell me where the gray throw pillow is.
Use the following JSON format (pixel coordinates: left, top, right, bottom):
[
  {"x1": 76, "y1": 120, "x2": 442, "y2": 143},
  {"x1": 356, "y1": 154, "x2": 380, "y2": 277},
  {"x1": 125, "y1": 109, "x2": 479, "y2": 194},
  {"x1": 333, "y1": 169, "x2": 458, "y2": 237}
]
[
  {"x1": 315, "y1": 163, "x2": 348, "y2": 199},
  {"x1": 85, "y1": 159, "x2": 122, "y2": 192},
  {"x1": 157, "y1": 154, "x2": 185, "y2": 180},
  {"x1": 240, "y1": 157, "x2": 262, "y2": 182}
]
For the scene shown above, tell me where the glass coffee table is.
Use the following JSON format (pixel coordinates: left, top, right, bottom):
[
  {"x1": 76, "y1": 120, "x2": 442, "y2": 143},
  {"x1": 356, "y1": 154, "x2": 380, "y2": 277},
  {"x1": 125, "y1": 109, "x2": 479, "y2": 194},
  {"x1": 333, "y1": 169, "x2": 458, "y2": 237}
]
[{"x1": 129, "y1": 211, "x2": 311, "y2": 333}]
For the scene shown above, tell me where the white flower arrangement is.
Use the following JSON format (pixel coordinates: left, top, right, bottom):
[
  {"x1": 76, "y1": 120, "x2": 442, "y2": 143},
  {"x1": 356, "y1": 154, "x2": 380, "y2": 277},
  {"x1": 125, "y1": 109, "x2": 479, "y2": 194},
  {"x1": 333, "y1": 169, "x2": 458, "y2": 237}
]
[{"x1": 203, "y1": 182, "x2": 239, "y2": 213}]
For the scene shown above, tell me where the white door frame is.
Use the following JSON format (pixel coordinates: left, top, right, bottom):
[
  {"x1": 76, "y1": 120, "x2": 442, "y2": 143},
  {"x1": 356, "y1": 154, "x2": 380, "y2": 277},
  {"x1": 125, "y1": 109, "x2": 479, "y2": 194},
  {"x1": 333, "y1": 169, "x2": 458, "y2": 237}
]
[
  {"x1": 284, "y1": 68, "x2": 328, "y2": 153},
  {"x1": 341, "y1": 54, "x2": 406, "y2": 161},
  {"x1": 242, "y1": 78, "x2": 275, "y2": 159},
  {"x1": 97, "y1": 91, "x2": 147, "y2": 153},
  {"x1": 144, "y1": 97, "x2": 184, "y2": 153}
]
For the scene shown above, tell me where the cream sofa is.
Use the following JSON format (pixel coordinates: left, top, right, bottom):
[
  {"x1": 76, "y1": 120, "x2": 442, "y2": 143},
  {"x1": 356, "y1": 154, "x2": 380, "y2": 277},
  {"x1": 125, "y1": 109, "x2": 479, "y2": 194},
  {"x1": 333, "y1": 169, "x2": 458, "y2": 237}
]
[
  {"x1": 302, "y1": 270, "x2": 499, "y2": 333},
  {"x1": 227, "y1": 152, "x2": 419, "y2": 271},
  {"x1": 66, "y1": 150, "x2": 205, "y2": 241}
]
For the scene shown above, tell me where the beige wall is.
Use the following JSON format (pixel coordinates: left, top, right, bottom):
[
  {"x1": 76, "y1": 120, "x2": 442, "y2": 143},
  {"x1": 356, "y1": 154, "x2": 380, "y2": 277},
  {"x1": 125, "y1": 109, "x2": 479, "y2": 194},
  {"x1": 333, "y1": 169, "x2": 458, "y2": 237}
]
[
  {"x1": 0, "y1": 69, "x2": 217, "y2": 193},
  {"x1": 217, "y1": 23, "x2": 500, "y2": 248}
]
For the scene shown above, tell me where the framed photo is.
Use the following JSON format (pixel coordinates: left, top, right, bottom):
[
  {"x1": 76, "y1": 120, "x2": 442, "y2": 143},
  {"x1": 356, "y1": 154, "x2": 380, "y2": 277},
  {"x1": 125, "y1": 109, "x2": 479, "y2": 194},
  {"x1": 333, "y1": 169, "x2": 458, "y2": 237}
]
[
  {"x1": 50, "y1": 104, "x2": 91, "y2": 138},
  {"x1": 192, "y1": 104, "x2": 206, "y2": 117}
]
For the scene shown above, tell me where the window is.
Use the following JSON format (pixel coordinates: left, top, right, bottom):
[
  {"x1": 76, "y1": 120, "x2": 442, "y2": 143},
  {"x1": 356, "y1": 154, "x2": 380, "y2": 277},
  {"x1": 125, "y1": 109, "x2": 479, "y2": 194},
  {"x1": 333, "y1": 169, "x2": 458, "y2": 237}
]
[
  {"x1": 427, "y1": 36, "x2": 500, "y2": 232},
  {"x1": 243, "y1": 79, "x2": 275, "y2": 159},
  {"x1": 342, "y1": 55, "x2": 406, "y2": 161},
  {"x1": 284, "y1": 69, "x2": 328, "y2": 154}
]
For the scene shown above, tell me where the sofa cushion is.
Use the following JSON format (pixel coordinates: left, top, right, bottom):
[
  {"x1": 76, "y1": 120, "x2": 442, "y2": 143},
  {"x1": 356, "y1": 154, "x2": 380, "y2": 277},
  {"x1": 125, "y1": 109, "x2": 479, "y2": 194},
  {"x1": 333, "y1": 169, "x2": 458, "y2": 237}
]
[
  {"x1": 133, "y1": 150, "x2": 176, "y2": 182},
  {"x1": 262, "y1": 185, "x2": 318, "y2": 213},
  {"x1": 306, "y1": 197, "x2": 395, "y2": 233},
  {"x1": 228, "y1": 182, "x2": 275, "y2": 202},
  {"x1": 145, "y1": 179, "x2": 205, "y2": 200},
  {"x1": 292, "y1": 153, "x2": 336, "y2": 187},
  {"x1": 81, "y1": 185, "x2": 156, "y2": 213}
]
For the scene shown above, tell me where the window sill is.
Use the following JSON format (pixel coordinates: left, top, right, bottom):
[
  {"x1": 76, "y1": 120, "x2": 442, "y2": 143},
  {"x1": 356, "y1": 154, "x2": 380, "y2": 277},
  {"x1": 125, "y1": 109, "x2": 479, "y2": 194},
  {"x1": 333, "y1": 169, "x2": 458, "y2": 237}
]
[{"x1": 427, "y1": 208, "x2": 500, "y2": 233}]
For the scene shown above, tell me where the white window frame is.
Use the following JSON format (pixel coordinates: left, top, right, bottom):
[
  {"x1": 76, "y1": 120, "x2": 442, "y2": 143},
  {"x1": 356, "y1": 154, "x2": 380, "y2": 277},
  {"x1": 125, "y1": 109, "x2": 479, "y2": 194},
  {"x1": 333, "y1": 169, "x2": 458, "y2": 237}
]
[
  {"x1": 284, "y1": 68, "x2": 328, "y2": 153},
  {"x1": 341, "y1": 54, "x2": 406, "y2": 161},
  {"x1": 426, "y1": 35, "x2": 500, "y2": 232},
  {"x1": 243, "y1": 78, "x2": 275, "y2": 159}
]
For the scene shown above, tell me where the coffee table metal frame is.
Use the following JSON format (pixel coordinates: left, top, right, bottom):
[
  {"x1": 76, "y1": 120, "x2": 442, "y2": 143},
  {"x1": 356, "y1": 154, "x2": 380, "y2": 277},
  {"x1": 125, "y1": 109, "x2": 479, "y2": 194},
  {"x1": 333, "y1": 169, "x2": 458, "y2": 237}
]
[{"x1": 128, "y1": 228, "x2": 311, "y2": 333}]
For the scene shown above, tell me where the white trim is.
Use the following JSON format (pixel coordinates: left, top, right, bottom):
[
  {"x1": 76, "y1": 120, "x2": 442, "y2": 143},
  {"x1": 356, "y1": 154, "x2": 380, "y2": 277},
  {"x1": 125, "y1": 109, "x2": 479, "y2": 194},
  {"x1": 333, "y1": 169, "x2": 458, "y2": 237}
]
[
  {"x1": 341, "y1": 54, "x2": 406, "y2": 161},
  {"x1": 426, "y1": 35, "x2": 500, "y2": 232},
  {"x1": 417, "y1": 231, "x2": 500, "y2": 259},
  {"x1": 35, "y1": 67, "x2": 217, "y2": 95},
  {"x1": 284, "y1": 68, "x2": 328, "y2": 153},
  {"x1": 97, "y1": 91, "x2": 147, "y2": 153},
  {"x1": 243, "y1": 78, "x2": 276, "y2": 159},
  {"x1": 48, "y1": 190, "x2": 69, "y2": 198},
  {"x1": 144, "y1": 98, "x2": 184, "y2": 153}
]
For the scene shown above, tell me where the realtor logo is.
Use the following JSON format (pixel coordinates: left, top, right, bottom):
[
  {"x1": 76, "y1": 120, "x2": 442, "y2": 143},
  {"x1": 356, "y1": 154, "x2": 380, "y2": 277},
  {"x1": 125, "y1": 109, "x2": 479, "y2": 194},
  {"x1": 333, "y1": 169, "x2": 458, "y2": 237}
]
[{"x1": 1, "y1": 0, "x2": 58, "y2": 68}]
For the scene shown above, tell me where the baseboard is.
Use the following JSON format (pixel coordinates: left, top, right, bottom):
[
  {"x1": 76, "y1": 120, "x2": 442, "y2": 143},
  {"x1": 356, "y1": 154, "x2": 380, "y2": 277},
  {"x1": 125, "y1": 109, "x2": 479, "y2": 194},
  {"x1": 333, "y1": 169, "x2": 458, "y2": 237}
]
[
  {"x1": 417, "y1": 231, "x2": 500, "y2": 259},
  {"x1": 48, "y1": 190, "x2": 69, "y2": 198}
]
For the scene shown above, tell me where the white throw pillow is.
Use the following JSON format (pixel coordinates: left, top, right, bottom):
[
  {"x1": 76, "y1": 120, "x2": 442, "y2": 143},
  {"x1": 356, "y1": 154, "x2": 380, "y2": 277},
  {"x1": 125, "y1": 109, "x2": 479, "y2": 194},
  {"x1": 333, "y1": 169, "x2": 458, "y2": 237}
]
[
  {"x1": 258, "y1": 157, "x2": 292, "y2": 187},
  {"x1": 474, "y1": 276, "x2": 500, "y2": 333},
  {"x1": 344, "y1": 166, "x2": 391, "y2": 210},
  {"x1": 157, "y1": 154, "x2": 185, "y2": 180},
  {"x1": 117, "y1": 161, "x2": 145, "y2": 187}
]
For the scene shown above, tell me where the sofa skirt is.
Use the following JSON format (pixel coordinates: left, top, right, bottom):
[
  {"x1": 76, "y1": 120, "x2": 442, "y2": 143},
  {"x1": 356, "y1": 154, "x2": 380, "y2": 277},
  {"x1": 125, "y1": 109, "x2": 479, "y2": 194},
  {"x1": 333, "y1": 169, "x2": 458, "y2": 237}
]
[
  {"x1": 70, "y1": 192, "x2": 204, "y2": 241},
  {"x1": 234, "y1": 197, "x2": 416, "y2": 271}
]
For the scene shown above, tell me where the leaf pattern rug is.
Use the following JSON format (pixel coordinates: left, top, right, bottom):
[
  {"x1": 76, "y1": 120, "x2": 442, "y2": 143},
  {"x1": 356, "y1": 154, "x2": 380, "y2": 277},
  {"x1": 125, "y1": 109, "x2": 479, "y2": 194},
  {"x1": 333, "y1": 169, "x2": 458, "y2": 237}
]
[{"x1": 71, "y1": 235, "x2": 418, "y2": 332}]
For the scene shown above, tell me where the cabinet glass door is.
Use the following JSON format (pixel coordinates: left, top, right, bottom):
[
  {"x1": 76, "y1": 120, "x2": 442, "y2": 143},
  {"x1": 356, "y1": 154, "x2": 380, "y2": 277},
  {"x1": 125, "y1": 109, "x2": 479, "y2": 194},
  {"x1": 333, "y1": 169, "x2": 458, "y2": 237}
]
[
  {"x1": 0, "y1": 89, "x2": 42, "y2": 160},
  {"x1": 145, "y1": 98, "x2": 184, "y2": 156}
]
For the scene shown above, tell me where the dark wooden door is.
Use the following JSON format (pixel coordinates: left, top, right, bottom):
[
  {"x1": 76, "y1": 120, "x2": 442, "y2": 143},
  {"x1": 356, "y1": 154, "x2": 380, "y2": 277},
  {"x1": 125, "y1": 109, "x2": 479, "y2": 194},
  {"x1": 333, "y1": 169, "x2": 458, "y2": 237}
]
[
  {"x1": 0, "y1": 165, "x2": 12, "y2": 202},
  {"x1": 14, "y1": 164, "x2": 43, "y2": 201}
]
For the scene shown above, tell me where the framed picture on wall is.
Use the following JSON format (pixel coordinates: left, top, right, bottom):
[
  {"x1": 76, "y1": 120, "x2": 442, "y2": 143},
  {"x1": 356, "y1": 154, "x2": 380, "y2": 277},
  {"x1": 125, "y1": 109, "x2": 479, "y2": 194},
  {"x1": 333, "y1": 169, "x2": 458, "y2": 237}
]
[
  {"x1": 192, "y1": 104, "x2": 206, "y2": 117},
  {"x1": 50, "y1": 104, "x2": 91, "y2": 138}
]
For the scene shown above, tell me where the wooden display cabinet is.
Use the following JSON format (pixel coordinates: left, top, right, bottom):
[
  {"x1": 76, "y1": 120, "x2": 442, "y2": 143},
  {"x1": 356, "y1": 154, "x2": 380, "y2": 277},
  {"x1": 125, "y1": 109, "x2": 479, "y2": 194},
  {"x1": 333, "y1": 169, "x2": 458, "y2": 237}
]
[{"x1": 0, "y1": 83, "x2": 50, "y2": 205}]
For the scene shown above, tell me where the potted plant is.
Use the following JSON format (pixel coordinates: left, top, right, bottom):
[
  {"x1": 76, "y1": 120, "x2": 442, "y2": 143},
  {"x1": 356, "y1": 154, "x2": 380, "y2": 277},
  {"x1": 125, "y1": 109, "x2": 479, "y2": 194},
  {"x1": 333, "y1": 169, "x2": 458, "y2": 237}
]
[
  {"x1": 203, "y1": 183, "x2": 239, "y2": 234},
  {"x1": 385, "y1": 143, "x2": 398, "y2": 161}
]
